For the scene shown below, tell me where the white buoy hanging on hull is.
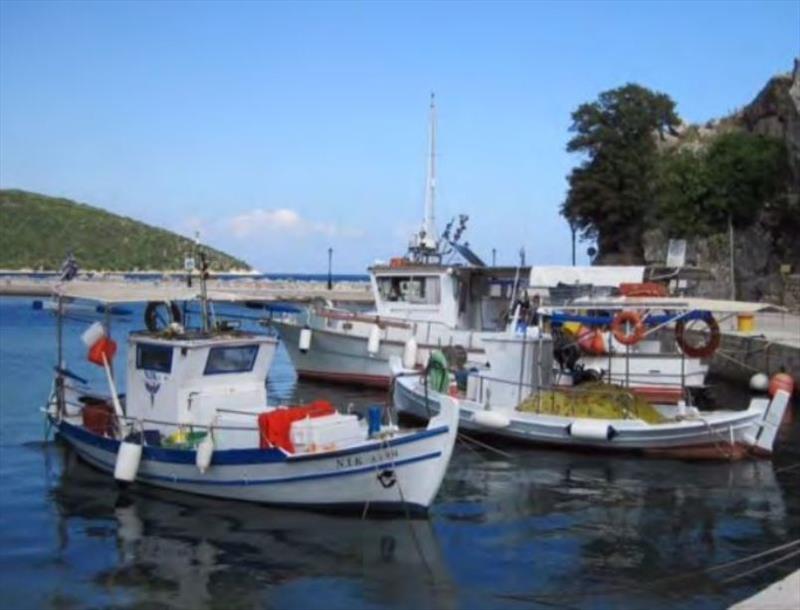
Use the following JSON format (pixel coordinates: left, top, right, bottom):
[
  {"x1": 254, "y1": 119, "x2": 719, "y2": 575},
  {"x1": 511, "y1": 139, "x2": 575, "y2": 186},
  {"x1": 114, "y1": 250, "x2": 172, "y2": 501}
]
[
  {"x1": 367, "y1": 325, "x2": 381, "y2": 355},
  {"x1": 749, "y1": 372, "x2": 769, "y2": 392},
  {"x1": 114, "y1": 441, "x2": 143, "y2": 483},
  {"x1": 299, "y1": 327, "x2": 312, "y2": 353},
  {"x1": 402, "y1": 336, "x2": 418, "y2": 369},
  {"x1": 195, "y1": 433, "x2": 214, "y2": 473},
  {"x1": 472, "y1": 410, "x2": 510, "y2": 429},
  {"x1": 568, "y1": 420, "x2": 614, "y2": 441}
]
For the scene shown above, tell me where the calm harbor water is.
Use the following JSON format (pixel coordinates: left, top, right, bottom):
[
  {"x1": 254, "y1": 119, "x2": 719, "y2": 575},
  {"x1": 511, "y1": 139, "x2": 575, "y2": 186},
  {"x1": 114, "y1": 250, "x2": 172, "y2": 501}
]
[{"x1": 1, "y1": 295, "x2": 798, "y2": 610}]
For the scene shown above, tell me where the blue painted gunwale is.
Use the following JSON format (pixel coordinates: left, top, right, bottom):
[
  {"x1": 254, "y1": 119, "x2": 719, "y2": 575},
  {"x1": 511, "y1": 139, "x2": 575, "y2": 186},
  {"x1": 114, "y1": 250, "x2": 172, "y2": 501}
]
[
  {"x1": 56, "y1": 418, "x2": 449, "y2": 465},
  {"x1": 71, "y1": 442, "x2": 442, "y2": 487}
]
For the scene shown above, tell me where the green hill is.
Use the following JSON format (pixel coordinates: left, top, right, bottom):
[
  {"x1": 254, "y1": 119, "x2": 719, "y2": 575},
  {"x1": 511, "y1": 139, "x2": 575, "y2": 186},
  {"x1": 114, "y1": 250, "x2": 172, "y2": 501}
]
[{"x1": 0, "y1": 190, "x2": 250, "y2": 271}]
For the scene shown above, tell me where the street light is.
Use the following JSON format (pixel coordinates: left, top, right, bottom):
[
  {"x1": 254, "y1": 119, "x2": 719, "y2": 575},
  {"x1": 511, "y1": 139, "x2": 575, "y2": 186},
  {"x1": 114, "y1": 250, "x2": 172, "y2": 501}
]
[
  {"x1": 492, "y1": 248, "x2": 497, "y2": 266},
  {"x1": 570, "y1": 221, "x2": 577, "y2": 266},
  {"x1": 327, "y1": 247, "x2": 333, "y2": 290}
]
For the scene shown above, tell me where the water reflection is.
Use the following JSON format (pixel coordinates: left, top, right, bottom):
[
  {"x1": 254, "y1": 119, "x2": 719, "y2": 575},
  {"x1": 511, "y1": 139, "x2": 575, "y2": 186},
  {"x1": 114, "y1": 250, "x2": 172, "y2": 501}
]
[
  {"x1": 436, "y1": 445, "x2": 795, "y2": 609},
  {"x1": 51, "y1": 448, "x2": 457, "y2": 610},
  {"x1": 38, "y1": 422, "x2": 800, "y2": 610}
]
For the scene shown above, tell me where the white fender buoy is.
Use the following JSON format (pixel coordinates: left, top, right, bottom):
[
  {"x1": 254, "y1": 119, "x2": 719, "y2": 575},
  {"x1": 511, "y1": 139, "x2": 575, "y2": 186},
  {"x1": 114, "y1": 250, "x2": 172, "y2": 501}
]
[
  {"x1": 299, "y1": 327, "x2": 312, "y2": 353},
  {"x1": 114, "y1": 441, "x2": 143, "y2": 483},
  {"x1": 367, "y1": 325, "x2": 381, "y2": 355},
  {"x1": 195, "y1": 433, "x2": 215, "y2": 473},
  {"x1": 472, "y1": 410, "x2": 510, "y2": 429},
  {"x1": 402, "y1": 336, "x2": 418, "y2": 369},
  {"x1": 466, "y1": 374, "x2": 479, "y2": 401},
  {"x1": 568, "y1": 419, "x2": 614, "y2": 441},
  {"x1": 749, "y1": 372, "x2": 769, "y2": 392}
]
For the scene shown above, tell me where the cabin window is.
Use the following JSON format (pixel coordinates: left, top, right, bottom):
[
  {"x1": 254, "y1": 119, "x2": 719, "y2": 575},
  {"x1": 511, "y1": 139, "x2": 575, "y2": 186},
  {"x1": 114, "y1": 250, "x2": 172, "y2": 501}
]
[
  {"x1": 136, "y1": 344, "x2": 173, "y2": 373},
  {"x1": 204, "y1": 345, "x2": 259, "y2": 375},
  {"x1": 377, "y1": 276, "x2": 440, "y2": 305}
]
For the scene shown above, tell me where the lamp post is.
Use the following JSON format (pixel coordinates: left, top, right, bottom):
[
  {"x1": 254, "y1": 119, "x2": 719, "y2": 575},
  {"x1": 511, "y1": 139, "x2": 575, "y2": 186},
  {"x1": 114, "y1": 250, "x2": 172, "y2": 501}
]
[
  {"x1": 570, "y1": 222, "x2": 577, "y2": 266},
  {"x1": 492, "y1": 248, "x2": 497, "y2": 266},
  {"x1": 327, "y1": 247, "x2": 333, "y2": 291}
]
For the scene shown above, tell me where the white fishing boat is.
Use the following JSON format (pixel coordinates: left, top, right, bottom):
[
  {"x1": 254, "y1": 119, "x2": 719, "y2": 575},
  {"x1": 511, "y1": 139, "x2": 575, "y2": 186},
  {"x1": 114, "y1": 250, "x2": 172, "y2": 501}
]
[
  {"x1": 270, "y1": 96, "x2": 723, "y2": 403},
  {"x1": 46, "y1": 259, "x2": 459, "y2": 514},
  {"x1": 392, "y1": 298, "x2": 794, "y2": 460},
  {"x1": 272, "y1": 94, "x2": 530, "y2": 386}
]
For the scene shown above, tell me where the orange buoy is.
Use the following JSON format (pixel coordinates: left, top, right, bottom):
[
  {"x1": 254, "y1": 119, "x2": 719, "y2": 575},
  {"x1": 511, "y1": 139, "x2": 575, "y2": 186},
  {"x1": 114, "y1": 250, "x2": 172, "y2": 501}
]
[
  {"x1": 769, "y1": 373, "x2": 795, "y2": 397},
  {"x1": 611, "y1": 311, "x2": 645, "y2": 346},
  {"x1": 577, "y1": 326, "x2": 606, "y2": 355},
  {"x1": 87, "y1": 337, "x2": 117, "y2": 366}
]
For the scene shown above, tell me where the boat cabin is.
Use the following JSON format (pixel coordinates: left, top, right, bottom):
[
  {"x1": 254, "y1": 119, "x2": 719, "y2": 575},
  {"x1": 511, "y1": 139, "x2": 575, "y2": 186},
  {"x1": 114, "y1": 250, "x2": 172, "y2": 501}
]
[
  {"x1": 368, "y1": 262, "x2": 531, "y2": 332},
  {"x1": 126, "y1": 330, "x2": 274, "y2": 430}
]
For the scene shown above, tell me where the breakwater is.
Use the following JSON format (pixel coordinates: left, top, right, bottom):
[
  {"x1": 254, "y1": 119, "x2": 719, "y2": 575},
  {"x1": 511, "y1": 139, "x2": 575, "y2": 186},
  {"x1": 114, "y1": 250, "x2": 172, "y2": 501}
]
[{"x1": 0, "y1": 276, "x2": 373, "y2": 303}]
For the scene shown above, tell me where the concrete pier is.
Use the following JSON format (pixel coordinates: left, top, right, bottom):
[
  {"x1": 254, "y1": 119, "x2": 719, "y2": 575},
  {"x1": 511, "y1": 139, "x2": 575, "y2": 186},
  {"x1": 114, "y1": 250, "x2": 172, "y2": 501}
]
[
  {"x1": 711, "y1": 312, "x2": 800, "y2": 386},
  {"x1": 0, "y1": 277, "x2": 373, "y2": 303},
  {"x1": 730, "y1": 568, "x2": 800, "y2": 609}
]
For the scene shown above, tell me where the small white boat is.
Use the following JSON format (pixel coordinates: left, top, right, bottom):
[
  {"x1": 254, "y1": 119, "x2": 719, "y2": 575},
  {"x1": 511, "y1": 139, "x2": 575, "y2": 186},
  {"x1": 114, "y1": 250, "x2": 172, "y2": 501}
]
[
  {"x1": 392, "y1": 327, "x2": 793, "y2": 460},
  {"x1": 46, "y1": 267, "x2": 459, "y2": 514}
]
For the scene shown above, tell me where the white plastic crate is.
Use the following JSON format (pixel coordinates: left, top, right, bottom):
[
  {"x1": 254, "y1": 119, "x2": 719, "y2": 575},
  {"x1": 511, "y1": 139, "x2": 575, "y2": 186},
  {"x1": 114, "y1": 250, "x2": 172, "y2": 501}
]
[{"x1": 290, "y1": 413, "x2": 365, "y2": 453}]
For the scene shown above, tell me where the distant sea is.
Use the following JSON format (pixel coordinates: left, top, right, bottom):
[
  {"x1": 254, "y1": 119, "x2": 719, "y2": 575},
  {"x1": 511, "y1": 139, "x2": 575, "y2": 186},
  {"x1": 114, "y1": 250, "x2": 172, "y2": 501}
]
[{"x1": 1, "y1": 296, "x2": 799, "y2": 610}]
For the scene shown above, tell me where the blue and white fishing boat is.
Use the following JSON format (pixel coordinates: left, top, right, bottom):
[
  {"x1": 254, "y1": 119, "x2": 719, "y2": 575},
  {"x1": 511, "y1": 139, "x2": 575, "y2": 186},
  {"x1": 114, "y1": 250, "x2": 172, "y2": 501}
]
[{"x1": 45, "y1": 261, "x2": 459, "y2": 514}]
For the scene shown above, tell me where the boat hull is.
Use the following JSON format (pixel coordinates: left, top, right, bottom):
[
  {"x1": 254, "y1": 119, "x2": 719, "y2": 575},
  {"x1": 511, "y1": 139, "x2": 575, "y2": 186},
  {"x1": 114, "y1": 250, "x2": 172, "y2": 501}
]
[
  {"x1": 393, "y1": 375, "x2": 787, "y2": 460},
  {"x1": 277, "y1": 322, "x2": 398, "y2": 387},
  {"x1": 54, "y1": 411, "x2": 457, "y2": 513}
]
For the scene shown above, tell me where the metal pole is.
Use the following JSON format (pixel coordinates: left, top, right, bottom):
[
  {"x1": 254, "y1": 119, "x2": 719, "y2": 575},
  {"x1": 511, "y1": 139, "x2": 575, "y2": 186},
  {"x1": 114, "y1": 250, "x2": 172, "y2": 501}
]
[
  {"x1": 200, "y1": 252, "x2": 210, "y2": 332},
  {"x1": 56, "y1": 296, "x2": 64, "y2": 416},
  {"x1": 571, "y1": 223, "x2": 577, "y2": 266},
  {"x1": 105, "y1": 307, "x2": 113, "y2": 379},
  {"x1": 728, "y1": 214, "x2": 736, "y2": 301},
  {"x1": 327, "y1": 247, "x2": 333, "y2": 291}
]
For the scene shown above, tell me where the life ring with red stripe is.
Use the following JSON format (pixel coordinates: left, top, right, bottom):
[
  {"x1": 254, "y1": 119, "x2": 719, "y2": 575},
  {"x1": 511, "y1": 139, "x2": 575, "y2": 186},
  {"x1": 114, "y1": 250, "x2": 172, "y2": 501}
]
[
  {"x1": 675, "y1": 316, "x2": 720, "y2": 358},
  {"x1": 611, "y1": 311, "x2": 646, "y2": 346}
]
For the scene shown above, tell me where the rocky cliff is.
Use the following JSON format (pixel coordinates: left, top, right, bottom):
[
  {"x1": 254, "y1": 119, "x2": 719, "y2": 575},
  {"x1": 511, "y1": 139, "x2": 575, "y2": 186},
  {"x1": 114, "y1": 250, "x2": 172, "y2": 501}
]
[{"x1": 641, "y1": 59, "x2": 800, "y2": 307}]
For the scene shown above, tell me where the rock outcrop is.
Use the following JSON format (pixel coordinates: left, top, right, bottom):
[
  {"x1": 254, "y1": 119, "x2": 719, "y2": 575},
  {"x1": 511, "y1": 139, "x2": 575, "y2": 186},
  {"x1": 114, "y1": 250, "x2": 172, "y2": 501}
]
[{"x1": 640, "y1": 59, "x2": 800, "y2": 308}]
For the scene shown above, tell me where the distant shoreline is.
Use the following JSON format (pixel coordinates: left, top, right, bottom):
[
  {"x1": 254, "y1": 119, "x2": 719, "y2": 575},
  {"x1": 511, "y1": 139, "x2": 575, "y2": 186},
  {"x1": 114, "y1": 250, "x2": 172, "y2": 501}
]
[{"x1": 0, "y1": 270, "x2": 371, "y2": 282}]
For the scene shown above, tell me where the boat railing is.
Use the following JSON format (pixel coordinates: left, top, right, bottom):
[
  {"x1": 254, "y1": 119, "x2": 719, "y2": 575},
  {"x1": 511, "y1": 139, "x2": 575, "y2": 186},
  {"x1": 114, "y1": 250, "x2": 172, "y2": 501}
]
[{"x1": 109, "y1": 413, "x2": 258, "y2": 433}]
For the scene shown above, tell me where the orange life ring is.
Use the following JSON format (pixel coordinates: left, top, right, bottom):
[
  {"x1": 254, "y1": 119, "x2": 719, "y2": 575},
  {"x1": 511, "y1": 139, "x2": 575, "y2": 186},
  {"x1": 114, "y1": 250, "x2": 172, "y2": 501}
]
[
  {"x1": 611, "y1": 311, "x2": 645, "y2": 346},
  {"x1": 674, "y1": 316, "x2": 720, "y2": 358}
]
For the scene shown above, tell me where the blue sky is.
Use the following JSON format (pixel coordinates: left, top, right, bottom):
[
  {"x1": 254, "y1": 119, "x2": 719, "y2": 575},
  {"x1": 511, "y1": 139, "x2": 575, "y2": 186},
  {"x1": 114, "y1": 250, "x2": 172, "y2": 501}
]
[{"x1": 1, "y1": 1, "x2": 798, "y2": 272}]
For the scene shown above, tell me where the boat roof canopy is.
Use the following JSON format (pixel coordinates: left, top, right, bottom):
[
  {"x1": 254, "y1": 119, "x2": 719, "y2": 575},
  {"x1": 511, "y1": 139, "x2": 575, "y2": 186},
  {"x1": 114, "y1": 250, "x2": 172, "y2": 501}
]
[
  {"x1": 529, "y1": 265, "x2": 645, "y2": 288},
  {"x1": 52, "y1": 281, "x2": 279, "y2": 305},
  {"x1": 543, "y1": 296, "x2": 786, "y2": 314}
]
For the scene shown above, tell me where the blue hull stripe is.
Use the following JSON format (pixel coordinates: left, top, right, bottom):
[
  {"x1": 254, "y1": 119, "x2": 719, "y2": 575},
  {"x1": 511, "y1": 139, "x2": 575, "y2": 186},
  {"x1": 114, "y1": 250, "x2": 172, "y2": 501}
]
[
  {"x1": 72, "y1": 442, "x2": 442, "y2": 487},
  {"x1": 58, "y1": 419, "x2": 448, "y2": 466}
]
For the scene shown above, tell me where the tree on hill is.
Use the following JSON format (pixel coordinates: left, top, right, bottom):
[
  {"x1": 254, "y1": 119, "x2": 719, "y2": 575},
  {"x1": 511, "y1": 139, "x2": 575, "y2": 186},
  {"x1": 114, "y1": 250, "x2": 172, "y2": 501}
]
[
  {"x1": 561, "y1": 84, "x2": 680, "y2": 262},
  {"x1": 656, "y1": 131, "x2": 790, "y2": 236}
]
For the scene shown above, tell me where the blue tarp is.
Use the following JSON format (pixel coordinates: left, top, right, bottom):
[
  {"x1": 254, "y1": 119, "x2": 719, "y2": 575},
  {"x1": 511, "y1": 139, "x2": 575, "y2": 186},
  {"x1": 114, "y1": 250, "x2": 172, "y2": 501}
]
[{"x1": 549, "y1": 310, "x2": 712, "y2": 327}]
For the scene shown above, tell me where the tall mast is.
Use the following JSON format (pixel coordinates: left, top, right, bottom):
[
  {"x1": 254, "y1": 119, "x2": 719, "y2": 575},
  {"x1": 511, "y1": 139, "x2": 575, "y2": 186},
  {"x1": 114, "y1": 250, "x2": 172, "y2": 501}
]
[{"x1": 423, "y1": 92, "x2": 437, "y2": 245}]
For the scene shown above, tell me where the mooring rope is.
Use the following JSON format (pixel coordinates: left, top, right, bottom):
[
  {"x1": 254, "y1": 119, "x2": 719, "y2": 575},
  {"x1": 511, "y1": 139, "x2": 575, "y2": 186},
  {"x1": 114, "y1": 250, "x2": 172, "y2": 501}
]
[{"x1": 495, "y1": 538, "x2": 800, "y2": 604}]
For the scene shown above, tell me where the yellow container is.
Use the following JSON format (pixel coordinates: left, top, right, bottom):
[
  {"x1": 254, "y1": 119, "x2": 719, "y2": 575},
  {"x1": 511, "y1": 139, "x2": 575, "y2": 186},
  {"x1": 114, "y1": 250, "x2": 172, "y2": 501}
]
[{"x1": 737, "y1": 313, "x2": 756, "y2": 332}]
